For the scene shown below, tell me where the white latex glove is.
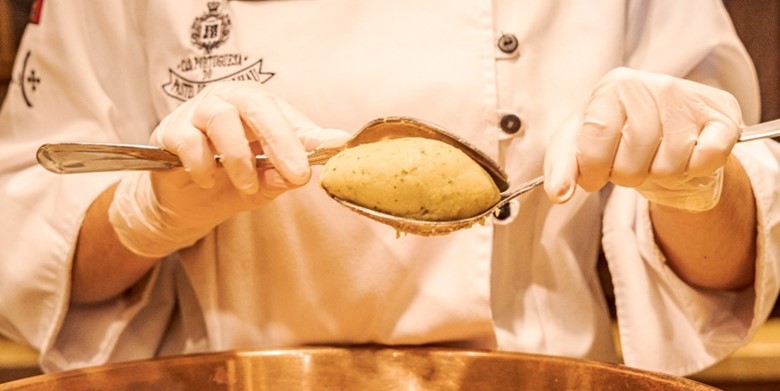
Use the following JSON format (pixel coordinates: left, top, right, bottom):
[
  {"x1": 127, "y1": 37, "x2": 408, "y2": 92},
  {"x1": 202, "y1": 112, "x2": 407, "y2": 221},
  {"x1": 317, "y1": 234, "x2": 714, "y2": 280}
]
[
  {"x1": 109, "y1": 82, "x2": 350, "y2": 257},
  {"x1": 544, "y1": 67, "x2": 743, "y2": 211}
]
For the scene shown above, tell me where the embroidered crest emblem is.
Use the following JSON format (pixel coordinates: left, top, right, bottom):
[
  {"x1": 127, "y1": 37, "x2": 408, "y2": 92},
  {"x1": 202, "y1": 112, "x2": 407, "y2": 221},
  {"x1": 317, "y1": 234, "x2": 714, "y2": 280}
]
[
  {"x1": 190, "y1": 2, "x2": 231, "y2": 54},
  {"x1": 162, "y1": 1, "x2": 276, "y2": 102}
]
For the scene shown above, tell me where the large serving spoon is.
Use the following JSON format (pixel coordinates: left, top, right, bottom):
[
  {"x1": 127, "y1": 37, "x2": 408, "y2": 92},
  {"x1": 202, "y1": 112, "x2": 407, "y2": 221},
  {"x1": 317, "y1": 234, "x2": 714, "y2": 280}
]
[
  {"x1": 36, "y1": 117, "x2": 780, "y2": 236},
  {"x1": 37, "y1": 117, "x2": 511, "y2": 236},
  {"x1": 37, "y1": 116, "x2": 509, "y2": 191}
]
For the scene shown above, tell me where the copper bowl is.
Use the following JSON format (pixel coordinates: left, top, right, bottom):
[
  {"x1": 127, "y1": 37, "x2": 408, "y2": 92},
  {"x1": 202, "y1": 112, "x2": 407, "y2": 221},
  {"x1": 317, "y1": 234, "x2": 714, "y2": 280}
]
[{"x1": 0, "y1": 346, "x2": 717, "y2": 390}]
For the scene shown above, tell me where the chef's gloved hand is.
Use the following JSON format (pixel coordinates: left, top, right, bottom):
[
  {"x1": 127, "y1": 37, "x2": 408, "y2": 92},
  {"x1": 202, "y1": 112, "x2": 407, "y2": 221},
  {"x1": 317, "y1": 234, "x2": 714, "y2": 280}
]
[
  {"x1": 109, "y1": 81, "x2": 350, "y2": 257},
  {"x1": 544, "y1": 67, "x2": 743, "y2": 212}
]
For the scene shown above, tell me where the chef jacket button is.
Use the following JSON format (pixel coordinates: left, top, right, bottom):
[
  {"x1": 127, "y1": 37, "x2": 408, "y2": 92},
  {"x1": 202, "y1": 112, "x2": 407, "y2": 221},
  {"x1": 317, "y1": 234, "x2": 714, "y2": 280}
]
[
  {"x1": 494, "y1": 203, "x2": 511, "y2": 220},
  {"x1": 497, "y1": 33, "x2": 519, "y2": 54},
  {"x1": 500, "y1": 113, "x2": 522, "y2": 134},
  {"x1": 492, "y1": 199, "x2": 519, "y2": 225}
]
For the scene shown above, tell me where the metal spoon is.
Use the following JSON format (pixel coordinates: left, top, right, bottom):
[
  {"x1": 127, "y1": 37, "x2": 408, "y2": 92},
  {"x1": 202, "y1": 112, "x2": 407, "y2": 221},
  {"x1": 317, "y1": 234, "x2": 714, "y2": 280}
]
[
  {"x1": 320, "y1": 117, "x2": 780, "y2": 236},
  {"x1": 36, "y1": 116, "x2": 509, "y2": 191},
  {"x1": 35, "y1": 117, "x2": 780, "y2": 236}
]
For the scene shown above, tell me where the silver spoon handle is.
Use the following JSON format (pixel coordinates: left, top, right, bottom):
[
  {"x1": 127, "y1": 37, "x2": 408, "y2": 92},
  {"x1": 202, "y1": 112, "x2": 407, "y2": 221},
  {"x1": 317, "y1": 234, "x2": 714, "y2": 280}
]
[
  {"x1": 497, "y1": 176, "x2": 545, "y2": 209},
  {"x1": 739, "y1": 118, "x2": 780, "y2": 142},
  {"x1": 36, "y1": 143, "x2": 340, "y2": 174}
]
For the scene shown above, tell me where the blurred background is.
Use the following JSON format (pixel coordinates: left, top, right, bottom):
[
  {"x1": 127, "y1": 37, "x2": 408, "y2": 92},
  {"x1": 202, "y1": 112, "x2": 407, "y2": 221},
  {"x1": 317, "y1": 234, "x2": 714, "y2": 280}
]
[{"x1": 0, "y1": 0, "x2": 778, "y2": 389}]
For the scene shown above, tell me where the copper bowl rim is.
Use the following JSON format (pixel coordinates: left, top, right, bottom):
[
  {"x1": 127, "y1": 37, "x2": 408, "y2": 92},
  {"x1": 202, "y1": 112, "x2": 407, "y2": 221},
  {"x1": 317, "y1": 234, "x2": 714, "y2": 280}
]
[{"x1": 0, "y1": 346, "x2": 717, "y2": 390}]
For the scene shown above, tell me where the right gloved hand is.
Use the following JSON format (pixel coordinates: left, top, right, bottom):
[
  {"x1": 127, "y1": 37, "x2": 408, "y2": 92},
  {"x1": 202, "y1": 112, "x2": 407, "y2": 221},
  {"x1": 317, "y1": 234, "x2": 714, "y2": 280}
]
[
  {"x1": 109, "y1": 82, "x2": 350, "y2": 257},
  {"x1": 544, "y1": 67, "x2": 742, "y2": 212}
]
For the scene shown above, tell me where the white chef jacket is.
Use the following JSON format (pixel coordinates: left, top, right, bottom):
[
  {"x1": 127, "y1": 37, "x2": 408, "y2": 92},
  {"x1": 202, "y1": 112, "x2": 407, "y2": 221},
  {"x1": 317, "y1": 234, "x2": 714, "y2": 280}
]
[{"x1": 0, "y1": 0, "x2": 778, "y2": 377}]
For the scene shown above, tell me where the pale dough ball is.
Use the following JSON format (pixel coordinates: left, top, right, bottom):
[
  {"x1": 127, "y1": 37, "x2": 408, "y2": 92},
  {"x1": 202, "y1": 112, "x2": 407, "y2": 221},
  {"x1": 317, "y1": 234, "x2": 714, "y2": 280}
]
[{"x1": 321, "y1": 137, "x2": 500, "y2": 221}]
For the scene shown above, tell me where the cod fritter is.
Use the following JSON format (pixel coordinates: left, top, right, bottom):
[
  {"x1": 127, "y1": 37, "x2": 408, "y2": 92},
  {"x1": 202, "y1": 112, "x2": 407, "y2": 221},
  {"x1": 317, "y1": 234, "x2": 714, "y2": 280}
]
[{"x1": 320, "y1": 137, "x2": 500, "y2": 221}]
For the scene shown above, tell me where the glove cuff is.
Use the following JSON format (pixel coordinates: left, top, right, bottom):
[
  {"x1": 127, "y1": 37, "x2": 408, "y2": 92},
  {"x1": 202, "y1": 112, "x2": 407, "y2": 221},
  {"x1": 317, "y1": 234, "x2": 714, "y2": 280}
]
[
  {"x1": 108, "y1": 172, "x2": 209, "y2": 258},
  {"x1": 638, "y1": 168, "x2": 724, "y2": 212}
]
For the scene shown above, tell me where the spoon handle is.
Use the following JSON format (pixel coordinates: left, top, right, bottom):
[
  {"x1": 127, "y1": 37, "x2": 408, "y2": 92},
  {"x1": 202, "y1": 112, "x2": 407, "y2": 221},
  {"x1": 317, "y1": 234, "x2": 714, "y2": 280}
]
[
  {"x1": 36, "y1": 143, "x2": 339, "y2": 174},
  {"x1": 497, "y1": 176, "x2": 545, "y2": 208},
  {"x1": 739, "y1": 118, "x2": 780, "y2": 142}
]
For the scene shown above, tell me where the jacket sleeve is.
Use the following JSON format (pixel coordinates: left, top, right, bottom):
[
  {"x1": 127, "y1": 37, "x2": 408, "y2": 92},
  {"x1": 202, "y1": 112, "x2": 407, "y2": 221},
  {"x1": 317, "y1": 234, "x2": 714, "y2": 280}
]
[
  {"x1": 603, "y1": 0, "x2": 780, "y2": 375},
  {"x1": 0, "y1": 0, "x2": 168, "y2": 371}
]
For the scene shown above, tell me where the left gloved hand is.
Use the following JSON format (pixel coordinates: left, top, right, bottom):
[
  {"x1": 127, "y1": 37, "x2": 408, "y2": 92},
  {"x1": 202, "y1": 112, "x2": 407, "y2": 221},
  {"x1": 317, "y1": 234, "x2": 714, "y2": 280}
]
[
  {"x1": 544, "y1": 67, "x2": 743, "y2": 211},
  {"x1": 109, "y1": 81, "x2": 350, "y2": 257}
]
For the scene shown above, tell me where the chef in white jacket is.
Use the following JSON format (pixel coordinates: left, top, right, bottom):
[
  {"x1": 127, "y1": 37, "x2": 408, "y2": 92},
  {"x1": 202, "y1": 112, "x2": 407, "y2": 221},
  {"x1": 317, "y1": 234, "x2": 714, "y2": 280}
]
[{"x1": 0, "y1": 0, "x2": 778, "y2": 377}]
